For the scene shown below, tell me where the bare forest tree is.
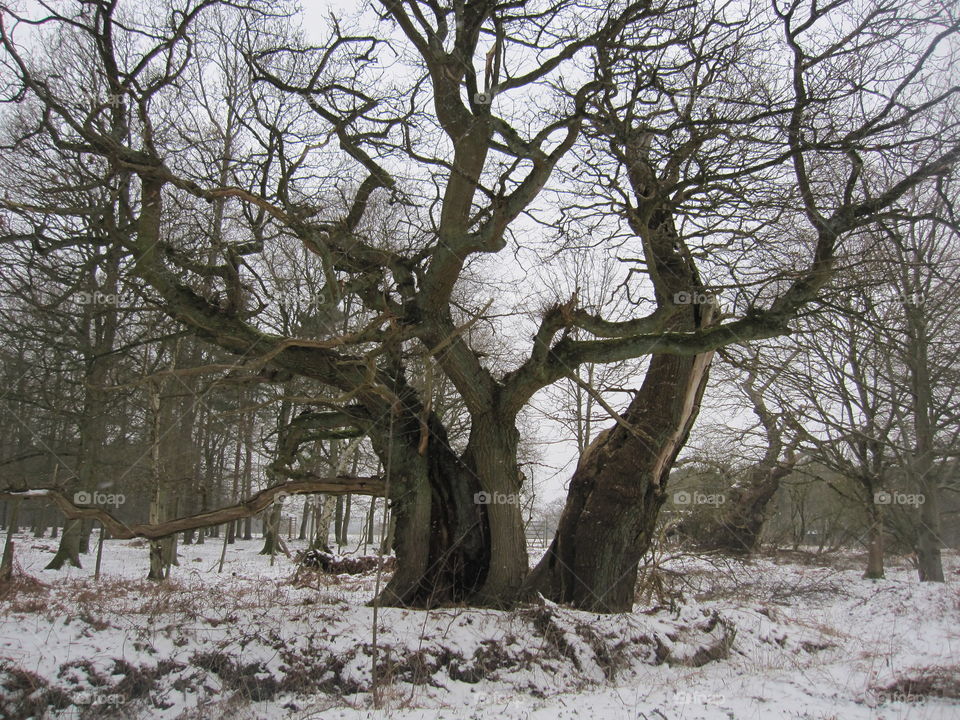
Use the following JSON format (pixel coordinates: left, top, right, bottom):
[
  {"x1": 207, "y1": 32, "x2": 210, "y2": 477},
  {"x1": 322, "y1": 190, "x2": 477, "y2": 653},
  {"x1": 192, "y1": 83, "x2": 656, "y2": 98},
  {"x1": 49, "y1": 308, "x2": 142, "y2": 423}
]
[
  {"x1": 727, "y1": 186, "x2": 960, "y2": 579},
  {"x1": 675, "y1": 347, "x2": 804, "y2": 555}
]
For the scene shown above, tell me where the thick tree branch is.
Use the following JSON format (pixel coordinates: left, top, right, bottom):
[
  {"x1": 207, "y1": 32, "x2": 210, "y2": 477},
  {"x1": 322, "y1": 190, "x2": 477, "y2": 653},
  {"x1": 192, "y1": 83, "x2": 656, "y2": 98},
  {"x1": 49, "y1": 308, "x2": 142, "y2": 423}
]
[{"x1": 0, "y1": 478, "x2": 385, "y2": 541}]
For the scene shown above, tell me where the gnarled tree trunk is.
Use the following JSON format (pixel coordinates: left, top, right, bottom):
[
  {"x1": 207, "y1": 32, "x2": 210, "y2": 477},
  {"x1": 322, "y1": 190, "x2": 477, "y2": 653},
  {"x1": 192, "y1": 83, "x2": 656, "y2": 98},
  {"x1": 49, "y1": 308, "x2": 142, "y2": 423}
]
[
  {"x1": 372, "y1": 412, "x2": 490, "y2": 607},
  {"x1": 526, "y1": 349, "x2": 713, "y2": 612}
]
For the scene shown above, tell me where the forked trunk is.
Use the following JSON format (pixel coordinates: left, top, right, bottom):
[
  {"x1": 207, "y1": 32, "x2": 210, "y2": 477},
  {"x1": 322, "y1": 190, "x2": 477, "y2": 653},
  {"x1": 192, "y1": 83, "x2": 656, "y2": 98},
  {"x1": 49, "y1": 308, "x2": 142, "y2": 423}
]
[{"x1": 369, "y1": 370, "x2": 525, "y2": 609}]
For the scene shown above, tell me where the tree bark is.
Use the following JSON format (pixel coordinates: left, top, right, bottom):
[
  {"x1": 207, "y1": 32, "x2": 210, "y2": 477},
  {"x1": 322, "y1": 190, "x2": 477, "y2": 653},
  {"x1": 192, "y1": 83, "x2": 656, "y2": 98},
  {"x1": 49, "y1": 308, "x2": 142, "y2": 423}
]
[
  {"x1": 148, "y1": 381, "x2": 169, "y2": 580},
  {"x1": 339, "y1": 494, "x2": 351, "y2": 545},
  {"x1": 1, "y1": 498, "x2": 20, "y2": 582},
  {"x1": 46, "y1": 518, "x2": 82, "y2": 570},
  {"x1": 299, "y1": 497, "x2": 311, "y2": 541},
  {"x1": 462, "y1": 416, "x2": 527, "y2": 607},
  {"x1": 45, "y1": 466, "x2": 81, "y2": 570},
  {"x1": 526, "y1": 349, "x2": 713, "y2": 612},
  {"x1": 311, "y1": 494, "x2": 337, "y2": 552},
  {"x1": 904, "y1": 294, "x2": 945, "y2": 582},
  {"x1": 372, "y1": 411, "x2": 494, "y2": 608},
  {"x1": 916, "y1": 483, "x2": 944, "y2": 581},
  {"x1": 334, "y1": 496, "x2": 344, "y2": 546},
  {"x1": 32, "y1": 505, "x2": 45, "y2": 538},
  {"x1": 49, "y1": 244, "x2": 122, "y2": 568},
  {"x1": 242, "y1": 412, "x2": 254, "y2": 541},
  {"x1": 259, "y1": 501, "x2": 283, "y2": 555},
  {"x1": 864, "y1": 502, "x2": 885, "y2": 579}
]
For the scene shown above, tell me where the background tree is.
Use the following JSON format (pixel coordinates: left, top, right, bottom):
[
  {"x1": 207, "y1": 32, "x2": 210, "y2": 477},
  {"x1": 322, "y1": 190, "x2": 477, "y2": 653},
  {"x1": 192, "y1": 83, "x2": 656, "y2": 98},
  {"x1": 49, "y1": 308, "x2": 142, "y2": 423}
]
[{"x1": 675, "y1": 347, "x2": 804, "y2": 555}]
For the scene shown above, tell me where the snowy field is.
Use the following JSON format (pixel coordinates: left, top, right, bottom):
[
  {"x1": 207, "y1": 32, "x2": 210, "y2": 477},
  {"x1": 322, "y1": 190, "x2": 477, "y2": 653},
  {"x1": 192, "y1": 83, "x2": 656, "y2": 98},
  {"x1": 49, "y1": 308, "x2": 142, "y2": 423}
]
[{"x1": 1, "y1": 535, "x2": 958, "y2": 719}]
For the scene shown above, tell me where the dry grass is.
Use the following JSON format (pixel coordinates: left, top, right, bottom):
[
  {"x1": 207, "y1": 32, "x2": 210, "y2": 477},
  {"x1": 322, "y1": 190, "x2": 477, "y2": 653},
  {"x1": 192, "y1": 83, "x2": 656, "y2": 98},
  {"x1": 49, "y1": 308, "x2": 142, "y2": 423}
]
[{"x1": 877, "y1": 665, "x2": 960, "y2": 701}]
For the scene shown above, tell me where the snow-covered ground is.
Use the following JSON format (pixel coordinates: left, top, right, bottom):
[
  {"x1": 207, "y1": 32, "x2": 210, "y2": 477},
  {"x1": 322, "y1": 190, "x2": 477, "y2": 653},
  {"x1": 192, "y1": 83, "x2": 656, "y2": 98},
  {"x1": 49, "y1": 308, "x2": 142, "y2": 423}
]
[{"x1": 1, "y1": 534, "x2": 958, "y2": 719}]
